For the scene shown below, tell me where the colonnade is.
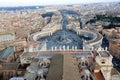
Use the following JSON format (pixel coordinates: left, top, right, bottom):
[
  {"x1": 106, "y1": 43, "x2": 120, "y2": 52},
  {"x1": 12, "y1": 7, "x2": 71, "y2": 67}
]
[{"x1": 51, "y1": 45, "x2": 78, "y2": 51}]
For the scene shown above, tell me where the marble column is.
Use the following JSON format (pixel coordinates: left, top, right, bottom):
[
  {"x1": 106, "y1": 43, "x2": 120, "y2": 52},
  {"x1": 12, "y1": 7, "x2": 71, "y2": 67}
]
[
  {"x1": 63, "y1": 45, "x2": 65, "y2": 50},
  {"x1": 55, "y1": 46, "x2": 57, "y2": 50},
  {"x1": 59, "y1": 46, "x2": 62, "y2": 51},
  {"x1": 51, "y1": 46, "x2": 53, "y2": 51},
  {"x1": 67, "y1": 45, "x2": 69, "y2": 50},
  {"x1": 72, "y1": 46, "x2": 74, "y2": 50},
  {"x1": 75, "y1": 46, "x2": 77, "y2": 50}
]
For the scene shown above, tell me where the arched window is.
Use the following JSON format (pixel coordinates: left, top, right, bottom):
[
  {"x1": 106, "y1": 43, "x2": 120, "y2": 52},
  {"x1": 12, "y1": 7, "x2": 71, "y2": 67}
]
[{"x1": 100, "y1": 59, "x2": 106, "y2": 64}]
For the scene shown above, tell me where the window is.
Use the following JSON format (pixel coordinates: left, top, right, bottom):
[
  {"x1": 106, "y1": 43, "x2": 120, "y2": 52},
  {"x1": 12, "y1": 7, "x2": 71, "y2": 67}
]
[
  {"x1": 100, "y1": 59, "x2": 106, "y2": 64},
  {"x1": 101, "y1": 61, "x2": 105, "y2": 64}
]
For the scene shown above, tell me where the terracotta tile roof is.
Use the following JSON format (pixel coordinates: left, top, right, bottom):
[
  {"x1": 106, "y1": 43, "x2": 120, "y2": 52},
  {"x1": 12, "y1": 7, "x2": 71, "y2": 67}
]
[
  {"x1": 25, "y1": 41, "x2": 39, "y2": 48},
  {"x1": 15, "y1": 28, "x2": 29, "y2": 39},
  {"x1": 88, "y1": 57, "x2": 94, "y2": 64},
  {"x1": 92, "y1": 51, "x2": 98, "y2": 57},
  {"x1": 94, "y1": 71, "x2": 105, "y2": 80}
]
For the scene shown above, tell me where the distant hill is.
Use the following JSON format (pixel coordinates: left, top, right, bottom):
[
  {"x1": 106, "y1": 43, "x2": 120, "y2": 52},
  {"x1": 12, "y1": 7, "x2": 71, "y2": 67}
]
[{"x1": 0, "y1": 6, "x2": 45, "y2": 11}]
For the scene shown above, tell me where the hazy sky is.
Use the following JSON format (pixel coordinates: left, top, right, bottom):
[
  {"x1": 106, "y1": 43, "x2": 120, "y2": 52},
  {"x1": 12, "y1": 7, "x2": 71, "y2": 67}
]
[{"x1": 0, "y1": 0, "x2": 119, "y2": 7}]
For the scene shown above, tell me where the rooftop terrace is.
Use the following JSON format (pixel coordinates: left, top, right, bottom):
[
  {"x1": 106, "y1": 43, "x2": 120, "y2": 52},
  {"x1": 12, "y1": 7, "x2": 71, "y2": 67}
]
[
  {"x1": 46, "y1": 54, "x2": 80, "y2": 80},
  {"x1": 46, "y1": 54, "x2": 63, "y2": 80}
]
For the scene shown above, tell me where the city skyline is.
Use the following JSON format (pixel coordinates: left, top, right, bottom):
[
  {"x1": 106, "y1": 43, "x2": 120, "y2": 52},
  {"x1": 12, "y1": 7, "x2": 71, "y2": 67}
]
[
  {"x1": 0, "y1": 1, "x2": 120, "y2": 80},
  {"x1": 0, "y1": 0, "x2": 119, "y2": 7}
]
